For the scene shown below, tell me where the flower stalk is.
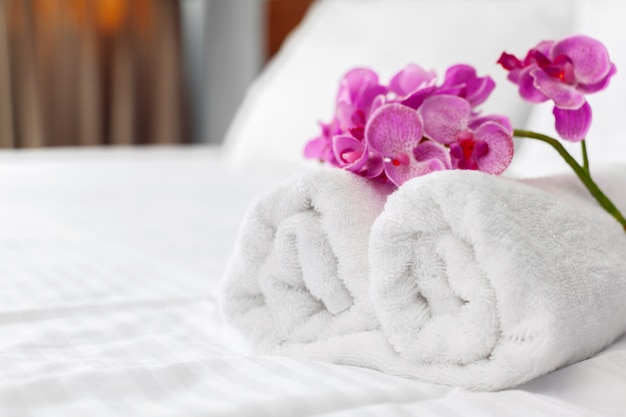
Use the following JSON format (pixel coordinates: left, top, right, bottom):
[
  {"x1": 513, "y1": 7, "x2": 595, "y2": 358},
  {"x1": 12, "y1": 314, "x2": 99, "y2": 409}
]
[
  {"x1": 581, "y1": 140, "x2": 589, "y2": 174},
  {"x1": 514, "y1": 129, "x2": 626, "y2": 232}
]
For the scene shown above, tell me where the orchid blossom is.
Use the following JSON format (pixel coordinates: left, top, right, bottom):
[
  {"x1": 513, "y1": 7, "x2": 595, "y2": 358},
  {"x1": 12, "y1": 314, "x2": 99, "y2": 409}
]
[
  {"x1": 419, "y1": 95, "x2": 513, "y2": 174},
  {"x1": 366, "y1": 104, "x2": 450, "y2": 187},
  {"x1": 439, "y1": 64, "x2": 496, "y2": 108},
  {"x1": 305, "y1": 64, "x2": 512, "y2": 187},
  {"x1": 304, "y1": 68, "x2": 387, "y2": 168},
  {"x1": 499, "y1": 34, "x2": 626, "y2": 231},
  {"x1": 498, "y1": 34, "x2": 616, "y2": 142}
]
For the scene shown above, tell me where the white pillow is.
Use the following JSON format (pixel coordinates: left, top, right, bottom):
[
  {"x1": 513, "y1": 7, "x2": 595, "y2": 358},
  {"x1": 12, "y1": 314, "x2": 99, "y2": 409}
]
[
  {"x1": 222, "y1": 0, "x2": 574, "y2": 167},
  {"x1": 509, "y1": 0, "x2": 626, "y2": 177}
]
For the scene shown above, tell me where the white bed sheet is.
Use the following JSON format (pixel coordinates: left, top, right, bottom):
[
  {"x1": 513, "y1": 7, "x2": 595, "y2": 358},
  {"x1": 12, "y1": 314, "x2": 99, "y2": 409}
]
[{"x1": 1, "y1": 146, "x2": 625, "y2": 417}]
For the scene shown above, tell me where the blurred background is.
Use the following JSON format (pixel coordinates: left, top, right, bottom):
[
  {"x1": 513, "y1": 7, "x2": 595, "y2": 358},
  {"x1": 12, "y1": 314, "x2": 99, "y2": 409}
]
[{"x1": 0, "y1": 0, "x2": 314, "y2": 148}]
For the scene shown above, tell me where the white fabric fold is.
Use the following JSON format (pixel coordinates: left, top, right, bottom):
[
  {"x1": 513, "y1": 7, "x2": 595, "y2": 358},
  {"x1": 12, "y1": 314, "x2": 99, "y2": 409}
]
[
  {"x1": 222, "y1": 169, "x2": 390, "y2": 352},
  {"x1": 368, "y1": 164, "x2": 626, "y2": 391}
]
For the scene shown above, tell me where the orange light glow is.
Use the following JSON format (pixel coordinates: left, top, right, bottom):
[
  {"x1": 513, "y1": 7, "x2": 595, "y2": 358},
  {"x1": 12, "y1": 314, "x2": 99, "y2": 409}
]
[{"x1": 96, "y1": 0, "x2": 126, "y2": 34}]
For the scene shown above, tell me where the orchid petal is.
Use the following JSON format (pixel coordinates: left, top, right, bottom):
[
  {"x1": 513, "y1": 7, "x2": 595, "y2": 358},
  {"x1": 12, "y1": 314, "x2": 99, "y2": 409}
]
[
  {"x1": 464, "y1": 76, "x2": 496, "y2": 107},
  {"x1": 525, "y1": 49, "x2": 551, "y2": 67},
  {"x1": 506, "y1": 69, "x2": 522, "y2": 85},
  {"x1": 531, "y1": 68, "x2": 586, "y2": 109},
  {"x1": 363, "y1": 153, "x2": 385, "y2": 178},
  {"x1": 335, "y1": 101, "x2": 354, "y2": 130},
  {"x1": 366, "y1": 103, "x2": 423, "y2": 158},
  {"x1": 332, "y1": 134, "x2": 367, "y2": 170},
  {"x1": 389, "y1": 64, "x2": 436, "y2": 97},
  {"x1": 413, "y1": 140, "x2": 452, "y2": 169},
  {"x1": 360, "y1": 85, "x2": 388, "y2": 114},
  {"x1": 553, "y1": 101, "x2": 592, "y2": 142},
  {"x1": 303, "y1": 136, "x2": 328, "y2": 160},
  {"x1": 469, "y1": 114, "x2": 512, "y2": 135},
  {"x1": 442, "y1": 64, "x2": 478, "y2": 86},
  {"x1": 384, "y1": 157, "x2": 447, "y2": 187},
  {"x1": 305, "y1": 136, "x2": 339, "y2": 166},
  {"x1": 440, "y1": 64, "x2": 495, "y2": 107},
  {"x1": 370, "y1": 94, "x2": 387, "y2": 115},
  {"x1": 518, "y1": 67, "x2": 549, "y2": 103},
  {"x1": 578, "y1": 63, "x2": 617, "y2": 94},
  {"x1": 336, "y1": 68, "x2": 380, "y2": 104},
  {"x1": 497, "y1": 52, "x2": 522, "y2": 70},
  {"x1": 400, "y1": 86, "x2": 437, "y2": 110},
  {"x1": 531, "y1": 40, "x2": 555, "y2": 58},
  {"x1": 551, "y1": 35, "x2": 613, "y2": 85},
  {"x1": 336, "y1": 67, "x2": 387, "y2": 118},
  {"x1": 419, "y1": 95, "x2": 471, "y2": 144},
  {"x1": 472, "y1": 122, "x2": 514, "y2": 174},
  {"x1": 434, "y1": 85, "x2": 464, "y2": 98}
]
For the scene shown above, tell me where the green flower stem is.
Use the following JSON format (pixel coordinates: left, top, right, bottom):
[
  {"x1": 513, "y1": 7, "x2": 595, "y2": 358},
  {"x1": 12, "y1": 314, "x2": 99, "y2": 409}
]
[
  {"x1": 513, "y1": 129, "x2": 626, "y2": 232},
  {"x1": 581, "y1": 139, "x2": 589, "y2": 174}
]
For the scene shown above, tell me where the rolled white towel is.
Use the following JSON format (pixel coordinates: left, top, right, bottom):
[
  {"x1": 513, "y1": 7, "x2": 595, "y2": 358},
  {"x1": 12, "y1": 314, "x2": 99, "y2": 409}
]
[
  {"x1": 222, "y1": 169, "x2": 390, "y2": 352},
  {"x1": 368, "y1": 164, "x2": 626, "y2": 391}
]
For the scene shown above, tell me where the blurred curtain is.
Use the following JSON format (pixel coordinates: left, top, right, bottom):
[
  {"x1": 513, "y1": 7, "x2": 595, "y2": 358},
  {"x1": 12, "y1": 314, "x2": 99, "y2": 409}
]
[{"x1": 0, "y1": 0, "x2": 188, "y2": 148}]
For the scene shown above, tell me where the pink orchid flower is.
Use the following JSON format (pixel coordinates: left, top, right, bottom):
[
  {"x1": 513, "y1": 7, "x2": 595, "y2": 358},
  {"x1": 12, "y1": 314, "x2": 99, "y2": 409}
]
[
  {"x1": 387, "y1": 64, "x2": 439, "y2": 111},
  {"x1": 335, "y1": 67, "x2": 387, "y2": 132},
  {"x1": 419, "y1": 95, "x2": 513, "y2": 173},
  {"x1": 366, "y1": 103, "x2": 450, "y2": 187},
  {"x1": 303, "y1": 119, "x2": 342, "y2": 166},
  {"x1": 304, "y1": 64, "x2": 512, "y2": 186},
  {"x1": 388, "y1": 63, "x2": 437, "y2": 98},
  {"x1": 304, "y1": 68, "x2": 387, "y2": 166},
  {"x1": 331, "y1": 134, "x2": 384, "y2": 178},
  {"x1": 439, "y1": 64, "x2": 496, "y2": 108},
  {"x1": 498, "y1": 34, "x2": 616, "y2": 142}
]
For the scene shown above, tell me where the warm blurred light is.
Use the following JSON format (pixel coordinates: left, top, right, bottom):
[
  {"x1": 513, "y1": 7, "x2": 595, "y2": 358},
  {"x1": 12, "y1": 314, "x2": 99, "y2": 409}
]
[
  {"x1": 96, "y1": 0, "x2": 126, "y2": 34},
  {"x1": 68, "y1": 0, "x2": 88, "y2": 30},
  {"x1": 133, "y1": 0, "x2": 152, "y2": 37}
]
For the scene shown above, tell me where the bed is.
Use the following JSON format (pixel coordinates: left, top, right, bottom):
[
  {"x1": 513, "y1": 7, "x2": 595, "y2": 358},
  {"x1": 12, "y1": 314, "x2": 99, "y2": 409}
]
[{"x1": 2, "y1": 1, "x2": 626, "y2": 416}]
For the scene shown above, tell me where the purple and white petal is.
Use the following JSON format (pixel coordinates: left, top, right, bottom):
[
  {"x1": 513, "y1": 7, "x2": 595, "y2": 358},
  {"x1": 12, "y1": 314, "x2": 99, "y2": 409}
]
[
  {"x1": 366, "y1": 103, "x2": 424, "y2": 157},
  {"x1": 531, "y1": 69, "x2": 586, "y2": 109},
  {"x1": 553, "y1": 101, "x2": 592, "y2": 142},
  {"x1": 551, "y1": 35, "x2": 613, "y2": 85},
  {"x1": 578, "y1": 63, "x2": 617, "y2": 94},
  {"x1": 469, "y1": 114, "x2": 512, "y2": 135},
  {"x1": 413, "y1": 140, "x2": 452, "y2": 169},
  {"x1": 531, "y1": 40, "x2": 555, "y2": 59},
  {"x1": 518, "y1": 67, "x2": 549, "y2": 103},
  {"x1": 303, "y1": 136, "x2": 328, "y2": 160},
  {"x1": 419, "y1": 95, "x2": 471, "y2": 144},
  {"x1": 464, "y1": 76, "x2": 496, "y2": 107},
  {"x1": 389, "y1": 63, "x2": 436, "y2": 97},
  {"x1": 363, "y1": 152, "x2": 385, "y2": 178},
  {"x1": 332, "y1": 134, "x2": 367, "y2": 171},
  {"x1": 400, "y1": 86, "x2": 437, "y2": 110},
  {"x1": 335, "y1": 101, "x2": 355, "y2": 130},
  {"x1": 369, "y1": 94, "x2": 387, "y2": 115},
  {"x1": 497, "y1": 52, "x2": 523, "y2": 71},
  {"x1": 442, "y1": 64, "x2": 477, "y2": 86},
  {"x1": 384, "y1": 157, "x2": 447, "y2": 187},
  {"x1": 473, "y1": 122, "x2": 514, "y2": 174},
  {"x1": 336, "y1": 68, "x2": 380, "y2": 104}
]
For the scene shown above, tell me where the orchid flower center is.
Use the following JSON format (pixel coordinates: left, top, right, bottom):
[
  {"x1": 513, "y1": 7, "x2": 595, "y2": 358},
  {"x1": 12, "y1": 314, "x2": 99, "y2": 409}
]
[
  {"x1": 348, "y1": 110, "x2": 366, "y2": 140},
  {"x1": 340, "y1": 148, "x2": 361, "y2": 164},
  {"x1": 545, "y1": 56, "x2": 576, "y2": 85},
  {"x1": 384, "y1": 152, "x2": 410, "y2": 167},
  {"x1": 529, "y1": 50, "x2": 576, "y2": 85},
  {"x1": 449, "y1": 131, "x2": 489, "y2": 170}
]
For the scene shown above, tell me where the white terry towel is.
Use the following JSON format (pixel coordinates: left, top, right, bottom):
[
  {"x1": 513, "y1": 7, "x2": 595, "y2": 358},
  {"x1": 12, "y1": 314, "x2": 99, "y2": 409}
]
[
  {"x1": 222, "y1": 169, "x2": 390, "y2": 353},
  {"x1": 368, "y1": 164, "x2": 626, "y2": 391}
]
